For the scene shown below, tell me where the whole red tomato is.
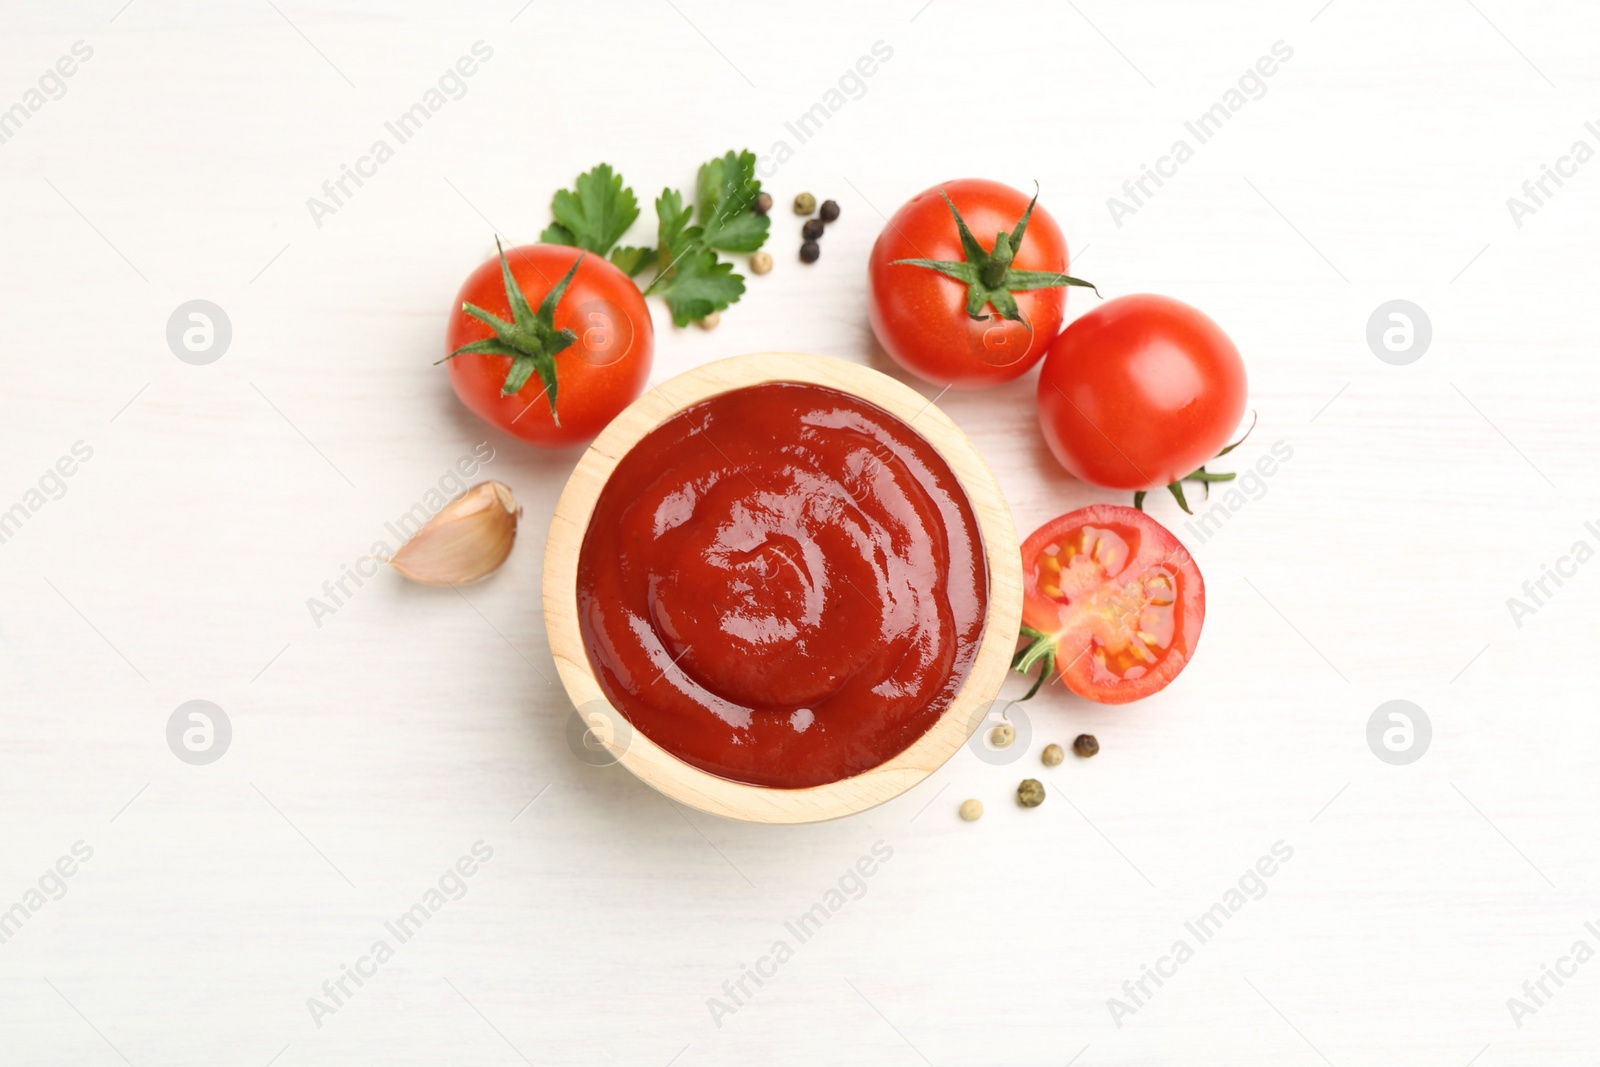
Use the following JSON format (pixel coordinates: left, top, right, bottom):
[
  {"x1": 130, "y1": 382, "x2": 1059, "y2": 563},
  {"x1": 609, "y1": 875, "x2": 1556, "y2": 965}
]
[
  {"x1": 867, "y1": 179, "x2": 1093, "y2": 389},
  {"x1": 1037, "y1": 294, "x2": 1247, "y2": 494},
  {"x1": 444, "y1": 242, "x2": 652, "y2": 447},
  {"x1": 1015, "y1": 505, "x2": 1205, "y2": 704}
]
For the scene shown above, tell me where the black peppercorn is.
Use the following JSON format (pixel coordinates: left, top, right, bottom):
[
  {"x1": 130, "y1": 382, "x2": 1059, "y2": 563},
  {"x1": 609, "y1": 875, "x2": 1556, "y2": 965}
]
[
  {"x1": 1073, "y1": 734, "x2": 1099, "y2": 758},
  {"x1": 754, "y1": 191, "x2": 772, "y2": 215},
  {"x1": 801, "y1": 218, "x2": 825, "y2": 241},
  {"x1": 819, "y1": 199, "x2": 840, "y2": 222},
  {"x1": 799, "y1": 240, "x2": 820, "y2": 263}
]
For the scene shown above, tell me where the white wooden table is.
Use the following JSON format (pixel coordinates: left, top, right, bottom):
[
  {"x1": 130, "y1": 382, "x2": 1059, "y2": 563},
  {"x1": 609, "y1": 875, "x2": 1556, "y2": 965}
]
[{"x1": 3, "y1": 1, "x2": 1597, "y2": 1063}]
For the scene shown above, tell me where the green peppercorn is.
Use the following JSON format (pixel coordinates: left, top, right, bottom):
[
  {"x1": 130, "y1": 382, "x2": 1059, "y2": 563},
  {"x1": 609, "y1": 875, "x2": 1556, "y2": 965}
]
[
  {"x1": 1074, "y1": 734, "x2": 1099, "y2": 758},
  {"x1": 793, "y1": 192, "x2": 817, "y2": 215},
  {"x1": 801, "y1": 218, "x2": 825, "y2": 241},
  {"x1": 1017, "y1": 779, "x2": 1046, "y2": 808},
  {"x1": 799, "y1": 240, "x2": 820, "y2": 263},
  {"x1": 754, "y1": 192, "x2": 772, "y2": 215},
  {"x1": 819, "y1": 199, "x2": 840, "y2": 222}
]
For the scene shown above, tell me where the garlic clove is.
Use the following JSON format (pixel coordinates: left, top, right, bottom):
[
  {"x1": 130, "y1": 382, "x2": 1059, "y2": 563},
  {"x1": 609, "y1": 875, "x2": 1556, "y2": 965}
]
[{"x1": 389, "y1": 480, "x2": 521, "y2": 585}]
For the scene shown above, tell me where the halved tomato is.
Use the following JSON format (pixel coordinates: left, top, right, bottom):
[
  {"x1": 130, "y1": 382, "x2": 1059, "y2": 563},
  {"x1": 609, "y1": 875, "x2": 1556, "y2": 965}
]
[{"x1": 1014, "y1": 505, "x2": 1204, "y2": 704}]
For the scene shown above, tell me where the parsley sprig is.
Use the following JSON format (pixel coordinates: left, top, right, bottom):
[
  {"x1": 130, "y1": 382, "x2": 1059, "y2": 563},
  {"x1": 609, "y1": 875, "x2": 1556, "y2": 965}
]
[{"x1": 541, "y1": 151, "x2": 769, "y2": 327}]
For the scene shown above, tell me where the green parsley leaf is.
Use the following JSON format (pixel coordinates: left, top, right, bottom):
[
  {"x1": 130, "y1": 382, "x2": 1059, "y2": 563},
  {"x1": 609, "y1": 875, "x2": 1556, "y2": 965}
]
[
  {"x1": 645, "y1": 187, "x2": 741, "y2": 323},
  {"x1": 695, "y1": 150, "x2": 769, "y2": 253},
  {"x1": 653, "y1": 248, "x2": 744, "y2": 327},
  {"x1": 701, "y1": 210, "x2": 768, "y2": 254},
  {"x1": 542, "y1": 163, "x2": 639, "y2": 256},
  {"x1": 607, "y1": 245, "x2": 655, "y2": 277},
  {"x1": 654, "y1": 187, "x2": 699, "y2": 269},
  {"x1": 538, "y1": 221, "x2": 575, "y2": 246}
]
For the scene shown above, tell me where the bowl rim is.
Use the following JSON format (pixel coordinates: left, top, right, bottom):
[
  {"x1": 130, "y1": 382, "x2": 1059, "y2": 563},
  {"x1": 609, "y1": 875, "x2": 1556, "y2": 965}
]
[{"x1": 542, "y1": 352, "x2": 1023, "y2": 824}]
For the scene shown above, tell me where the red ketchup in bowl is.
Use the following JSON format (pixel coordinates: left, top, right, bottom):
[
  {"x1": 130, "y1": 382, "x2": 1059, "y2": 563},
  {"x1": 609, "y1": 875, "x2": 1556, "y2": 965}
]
[{"x1": 577, "y1": 381, "x2": 988, "y2": 788}]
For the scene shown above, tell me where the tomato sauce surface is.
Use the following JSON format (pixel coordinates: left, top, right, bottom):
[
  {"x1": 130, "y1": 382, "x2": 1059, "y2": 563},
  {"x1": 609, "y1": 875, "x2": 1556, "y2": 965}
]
[{"x1": 577, "y1": 381, "x2": 988, "y2": 788}]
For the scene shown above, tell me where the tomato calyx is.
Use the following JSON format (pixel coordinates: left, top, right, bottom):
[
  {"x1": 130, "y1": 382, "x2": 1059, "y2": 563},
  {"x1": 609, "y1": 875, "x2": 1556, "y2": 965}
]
[
  {"x1": 1133, "y1": 412, "x2": 1258, "y2": 515},
  {"x1": 1011, "y1": 624, "x2": 1057, "y2": 700},
  {"x1": 890, "y1": 185, "x2": 1099, "y2": 328},
  {"x1": 439, "y1": 239, "x2": 583, "y2": 422}
]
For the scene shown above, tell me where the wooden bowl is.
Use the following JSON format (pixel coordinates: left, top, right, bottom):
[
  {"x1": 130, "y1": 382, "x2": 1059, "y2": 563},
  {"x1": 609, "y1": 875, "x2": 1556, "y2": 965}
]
[{"x1": 543, "y1": 353, "x2": 1022, "y2": 823}]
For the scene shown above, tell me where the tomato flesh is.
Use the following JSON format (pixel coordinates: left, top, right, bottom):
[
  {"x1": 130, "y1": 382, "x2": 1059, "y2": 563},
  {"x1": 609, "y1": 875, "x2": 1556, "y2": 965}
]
[{"x1": 1021, "y1": 505, "x2": 1203, "y2": 704}]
